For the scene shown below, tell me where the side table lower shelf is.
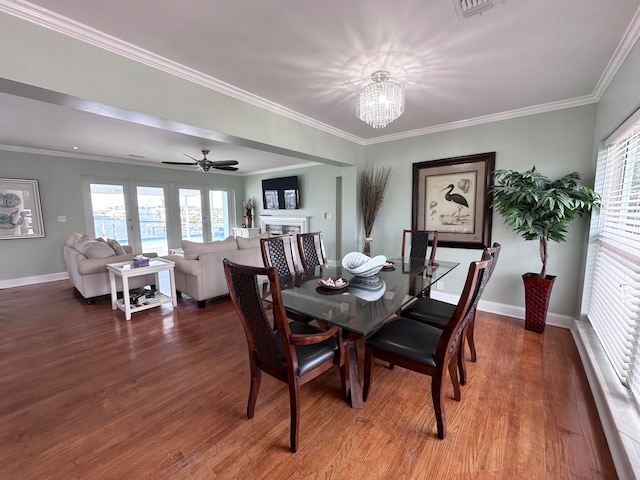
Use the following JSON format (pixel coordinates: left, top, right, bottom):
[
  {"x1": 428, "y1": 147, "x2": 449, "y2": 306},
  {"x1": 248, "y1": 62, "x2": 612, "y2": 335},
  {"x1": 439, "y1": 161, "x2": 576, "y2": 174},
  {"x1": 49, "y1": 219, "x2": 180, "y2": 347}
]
[{"x1": 113, "y1": 293, "x2": 174, "y2": 316}]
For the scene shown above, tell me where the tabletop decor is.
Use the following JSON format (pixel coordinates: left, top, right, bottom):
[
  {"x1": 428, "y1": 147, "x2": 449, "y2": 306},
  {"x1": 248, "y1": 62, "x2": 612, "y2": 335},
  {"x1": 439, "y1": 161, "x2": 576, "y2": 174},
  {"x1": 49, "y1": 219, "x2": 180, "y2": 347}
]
[
  {"x1": 342, "y1": 251, "x2": 387, "y2": 277},
  {"x1": 412, "y1": 152, "x2": 494, "y2": 249},
  {"x1": 359, "y1": 164, "x2": 391, "y2": 254},
  {"x1": 491, "y1": 166, "x2": 600, "y2": 333},
  {"x1": 0, "y1": 177, "x2": 45, "y2": 239}
]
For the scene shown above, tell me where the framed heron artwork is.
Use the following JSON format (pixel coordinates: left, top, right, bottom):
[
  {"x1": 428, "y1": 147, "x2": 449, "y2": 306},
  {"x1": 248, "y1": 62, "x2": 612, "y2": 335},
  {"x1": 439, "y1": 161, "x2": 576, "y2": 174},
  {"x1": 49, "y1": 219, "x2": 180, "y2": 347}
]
[{"x1": 412, "y1": 152, "x2": 495, "y2": 249}]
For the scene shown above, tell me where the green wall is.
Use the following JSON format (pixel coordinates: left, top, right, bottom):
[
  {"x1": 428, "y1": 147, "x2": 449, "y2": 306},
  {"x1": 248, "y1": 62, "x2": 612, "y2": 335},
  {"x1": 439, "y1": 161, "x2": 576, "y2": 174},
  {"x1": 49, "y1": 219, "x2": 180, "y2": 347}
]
[{"x1": 364, "y1": 104, "x2": 598, "y2": 318}]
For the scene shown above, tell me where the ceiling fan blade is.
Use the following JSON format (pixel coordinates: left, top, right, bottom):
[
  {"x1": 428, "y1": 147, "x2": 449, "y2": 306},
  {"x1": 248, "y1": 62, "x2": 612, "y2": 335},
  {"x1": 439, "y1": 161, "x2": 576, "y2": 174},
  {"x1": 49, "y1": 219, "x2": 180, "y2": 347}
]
[
  {"x1": 210, "y1": 160, "x2": 239, "y2": 167},
  {"x1": 213, "y1": 166, "x2": 239, "y2": 171},
  {"x1": 162, "y1": 161, "x2": 198, "y2": 166}
]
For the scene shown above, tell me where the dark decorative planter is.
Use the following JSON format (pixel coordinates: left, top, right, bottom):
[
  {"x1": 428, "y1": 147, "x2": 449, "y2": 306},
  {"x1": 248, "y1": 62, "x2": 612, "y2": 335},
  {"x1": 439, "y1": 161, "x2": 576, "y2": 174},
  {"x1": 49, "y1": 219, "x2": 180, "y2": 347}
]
[{"x1": 522, "y1": 273, "x2": 556, "y2": 334}]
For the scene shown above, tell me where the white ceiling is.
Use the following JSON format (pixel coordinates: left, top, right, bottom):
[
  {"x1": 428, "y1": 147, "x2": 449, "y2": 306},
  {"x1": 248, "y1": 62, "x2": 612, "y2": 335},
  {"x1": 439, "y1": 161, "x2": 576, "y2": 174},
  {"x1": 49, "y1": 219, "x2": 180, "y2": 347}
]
[{"x1": 1, "y1": 0, "x2": 639, "y2": 174}]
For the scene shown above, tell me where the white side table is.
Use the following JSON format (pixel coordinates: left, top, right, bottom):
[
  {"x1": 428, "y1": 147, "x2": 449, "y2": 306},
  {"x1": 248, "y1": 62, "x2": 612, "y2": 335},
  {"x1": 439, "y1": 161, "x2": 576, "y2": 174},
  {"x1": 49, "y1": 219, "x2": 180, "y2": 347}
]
[{"x1": 107, "y1": 258, "x2": 178, "y2": 320}]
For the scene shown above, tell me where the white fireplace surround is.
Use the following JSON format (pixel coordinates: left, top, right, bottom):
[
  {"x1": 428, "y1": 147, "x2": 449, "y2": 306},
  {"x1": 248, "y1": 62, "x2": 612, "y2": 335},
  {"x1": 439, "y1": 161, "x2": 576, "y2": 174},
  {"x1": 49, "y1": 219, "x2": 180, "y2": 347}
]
[{"x1": 259, "y1": 216, "x2": 308, "y2": 236}]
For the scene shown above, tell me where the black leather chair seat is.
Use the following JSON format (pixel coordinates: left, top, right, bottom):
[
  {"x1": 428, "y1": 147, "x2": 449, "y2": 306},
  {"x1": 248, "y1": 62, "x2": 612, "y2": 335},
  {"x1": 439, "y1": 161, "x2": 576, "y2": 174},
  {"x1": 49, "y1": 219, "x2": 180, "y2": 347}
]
[
  {"x1": 401, "y1": 297, "x2": 455, "y2": 327},
  {"x1": 365, "y1": 318, "x2": 443, "y2": 368},
  {"x1": 276, "y1": 322, "x2": 339, "y2": 376}
]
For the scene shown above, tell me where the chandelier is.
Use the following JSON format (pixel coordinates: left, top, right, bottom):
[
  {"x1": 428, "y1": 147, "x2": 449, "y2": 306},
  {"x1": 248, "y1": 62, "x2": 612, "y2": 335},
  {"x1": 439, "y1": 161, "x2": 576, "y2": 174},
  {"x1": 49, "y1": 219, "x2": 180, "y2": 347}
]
[{"x1": 356, "y1": 71, "x2": 405, "y2": 128}]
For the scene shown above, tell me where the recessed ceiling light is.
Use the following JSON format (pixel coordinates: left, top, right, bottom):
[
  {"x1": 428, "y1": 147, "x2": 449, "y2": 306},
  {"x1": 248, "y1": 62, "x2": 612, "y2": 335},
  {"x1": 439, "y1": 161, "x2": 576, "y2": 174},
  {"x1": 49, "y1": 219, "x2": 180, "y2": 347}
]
[{"x1": 72, "y1": 146, "x2": 79, "y2": 150}]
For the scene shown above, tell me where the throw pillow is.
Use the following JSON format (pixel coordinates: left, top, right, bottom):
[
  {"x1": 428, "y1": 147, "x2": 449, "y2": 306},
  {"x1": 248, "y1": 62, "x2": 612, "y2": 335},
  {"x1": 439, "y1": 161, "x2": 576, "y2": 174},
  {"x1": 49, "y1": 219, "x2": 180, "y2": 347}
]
[
  {"x1": 75, "y1": 238, "x2": 116, "y2": 258},
  {"x1": 182, "y1": 236, "x2": 238, "y2": 260},
  {"x1": 236, "y1": 232, "x2": 269, "y2": 250},
  {"x1": 106, "y1": 238, "x2": 126, "y2": 255},
  {"x1": 66, "y1": 232, "x2": 84, "y2": 247}
]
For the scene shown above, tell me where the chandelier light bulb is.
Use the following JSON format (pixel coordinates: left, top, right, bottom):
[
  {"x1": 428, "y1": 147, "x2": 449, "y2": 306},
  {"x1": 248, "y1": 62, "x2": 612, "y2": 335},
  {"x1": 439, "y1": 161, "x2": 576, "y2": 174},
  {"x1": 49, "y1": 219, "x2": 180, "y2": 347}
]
[{"x1": 356, "y1": 70, "x2": 405, "y2": 128}]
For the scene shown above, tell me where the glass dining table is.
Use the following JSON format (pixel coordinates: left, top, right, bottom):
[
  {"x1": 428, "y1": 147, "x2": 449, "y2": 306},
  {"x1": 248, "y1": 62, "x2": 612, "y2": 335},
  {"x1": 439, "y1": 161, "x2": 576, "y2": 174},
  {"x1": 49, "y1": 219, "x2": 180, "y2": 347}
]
[{"x1": 268, "y1": 257, "x2": 459, "y2": 408}]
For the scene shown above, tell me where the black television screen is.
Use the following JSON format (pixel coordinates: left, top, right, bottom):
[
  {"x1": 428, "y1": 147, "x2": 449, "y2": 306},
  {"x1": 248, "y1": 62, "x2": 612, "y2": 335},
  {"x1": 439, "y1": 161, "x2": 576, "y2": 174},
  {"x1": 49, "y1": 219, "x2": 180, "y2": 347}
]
[{"x1": 262, "y1": 176, "x2": 300, "y2": 210}]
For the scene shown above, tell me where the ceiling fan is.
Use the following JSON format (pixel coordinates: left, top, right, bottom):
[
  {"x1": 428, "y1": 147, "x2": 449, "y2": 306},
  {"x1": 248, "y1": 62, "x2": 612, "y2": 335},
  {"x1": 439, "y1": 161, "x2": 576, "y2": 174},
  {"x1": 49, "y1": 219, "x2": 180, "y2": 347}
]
[{"x1": 162, "y1": 149, "x2": 239, "y2": 172}]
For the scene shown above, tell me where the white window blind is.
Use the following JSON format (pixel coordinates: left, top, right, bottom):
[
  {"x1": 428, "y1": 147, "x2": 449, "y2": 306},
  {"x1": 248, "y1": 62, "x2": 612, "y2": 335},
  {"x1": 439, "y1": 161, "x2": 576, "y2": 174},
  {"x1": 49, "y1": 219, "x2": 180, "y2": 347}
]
[{"x1": 588, "y1": 121, "x2": 640, "y2": 405}]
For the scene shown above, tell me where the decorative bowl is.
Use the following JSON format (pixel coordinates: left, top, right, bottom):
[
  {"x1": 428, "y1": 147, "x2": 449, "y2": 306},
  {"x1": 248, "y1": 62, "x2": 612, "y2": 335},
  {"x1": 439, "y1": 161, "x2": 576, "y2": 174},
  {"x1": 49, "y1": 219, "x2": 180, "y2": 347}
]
[{"x1": 341, "y1": 252, "x2": 387, "y2": 277}]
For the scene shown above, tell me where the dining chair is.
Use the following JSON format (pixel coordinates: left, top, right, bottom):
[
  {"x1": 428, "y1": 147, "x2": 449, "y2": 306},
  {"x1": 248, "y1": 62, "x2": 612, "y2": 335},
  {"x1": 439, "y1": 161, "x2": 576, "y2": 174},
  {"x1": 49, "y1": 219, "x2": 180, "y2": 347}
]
[
  {"x1": 297, "y1": 231, "x2": 328, "y2": 270},
  {"x1": 261, "y1": 235, "x2": 303, "y2": 279},
  {"x1": 401, "y1": 230, "x2": 438, "y2": 297},
  {"x1": 363, "y1": 256, "x2": 490, "y2": 439},
  {"x1": 223, "y1": 258, "x2": 348, "y2": 452},
  {"x1": 399, "y1": 243, "x2": 501, "y2": 384}
]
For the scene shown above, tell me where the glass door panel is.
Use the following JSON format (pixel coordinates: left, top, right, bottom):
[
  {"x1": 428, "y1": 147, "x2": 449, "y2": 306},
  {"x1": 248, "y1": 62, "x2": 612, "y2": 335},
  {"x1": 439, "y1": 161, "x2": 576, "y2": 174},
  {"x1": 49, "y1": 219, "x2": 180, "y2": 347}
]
[
  {"x1": 209, "y1": 190, "x2": 231, "y2": 240},
  {"x1": 89, "y1": 183, "x2": 130, "y2": 246},
  {"x1": 137, "y1": 186, "x2": 169, "y2": 255},
  {"x1": 179, "y1": 188, "x2": 204, "y2": 242}
]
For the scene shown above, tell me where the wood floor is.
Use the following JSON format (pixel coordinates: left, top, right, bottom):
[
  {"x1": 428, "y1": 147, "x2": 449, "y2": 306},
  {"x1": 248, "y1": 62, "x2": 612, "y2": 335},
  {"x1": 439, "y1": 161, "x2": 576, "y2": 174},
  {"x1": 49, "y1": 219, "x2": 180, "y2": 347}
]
[{"x1": 0, "y1": 280, "x2": 617, "y2": 479}]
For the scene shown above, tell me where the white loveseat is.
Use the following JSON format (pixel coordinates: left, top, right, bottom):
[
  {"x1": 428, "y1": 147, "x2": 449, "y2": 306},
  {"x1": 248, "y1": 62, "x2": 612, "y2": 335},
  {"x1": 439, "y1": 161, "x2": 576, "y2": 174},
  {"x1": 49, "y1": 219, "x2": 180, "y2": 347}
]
[
  {"x1": 163, "y1": 234, "x2": 267, "y2": 307},
  {"x1": 63, "y1": 233, "x2": 158, "y2": 303}
]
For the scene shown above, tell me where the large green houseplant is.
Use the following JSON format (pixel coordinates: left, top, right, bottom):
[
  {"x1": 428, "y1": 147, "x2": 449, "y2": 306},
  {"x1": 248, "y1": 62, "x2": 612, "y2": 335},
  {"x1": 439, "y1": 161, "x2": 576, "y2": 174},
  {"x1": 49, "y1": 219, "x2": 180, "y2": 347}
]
[{"x1": 491, "y1": 167, "x2": 600, "y2": 332}]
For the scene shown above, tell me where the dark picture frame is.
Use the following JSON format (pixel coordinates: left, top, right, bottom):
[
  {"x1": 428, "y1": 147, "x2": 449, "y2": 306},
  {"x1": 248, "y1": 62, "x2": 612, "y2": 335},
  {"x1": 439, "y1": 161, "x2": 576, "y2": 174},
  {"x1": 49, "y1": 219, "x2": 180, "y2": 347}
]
[
  {"x1": 412, "y1": 152, "x2": 495, "y2": 249},
  {"x1": 0, "y1": 177, "x2": 45, "y2": 239}
]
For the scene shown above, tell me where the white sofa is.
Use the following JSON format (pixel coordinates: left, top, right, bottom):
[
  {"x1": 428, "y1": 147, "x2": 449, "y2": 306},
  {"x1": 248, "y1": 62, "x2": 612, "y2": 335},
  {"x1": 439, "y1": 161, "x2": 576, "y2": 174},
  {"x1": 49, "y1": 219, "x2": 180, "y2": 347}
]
[
  {"x1": 63, "y1": 233, "x2": 158, "y2": 303},
  {"x1": 163, "y1": 234, "x2": 267, "y2": 307}
]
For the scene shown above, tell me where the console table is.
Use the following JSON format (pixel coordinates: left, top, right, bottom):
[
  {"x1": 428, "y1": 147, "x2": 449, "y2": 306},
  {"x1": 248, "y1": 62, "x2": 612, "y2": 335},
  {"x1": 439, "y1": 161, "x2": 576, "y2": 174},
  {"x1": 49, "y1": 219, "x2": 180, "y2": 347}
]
[{"x1": 232, "y1": 227, "x2": 262, "y2": 238}]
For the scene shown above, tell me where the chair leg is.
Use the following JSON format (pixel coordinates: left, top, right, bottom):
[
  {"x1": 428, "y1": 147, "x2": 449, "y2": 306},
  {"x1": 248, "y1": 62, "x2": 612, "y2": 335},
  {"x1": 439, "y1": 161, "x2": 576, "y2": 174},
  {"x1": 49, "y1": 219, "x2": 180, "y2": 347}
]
[
  {"x1": 448, "y1": 357, "x2": 461, "y2": 401},
  {"x1": 467, "y1": 312, "x2": 477, "y2": 362},
  {"x1": 339, "y1": 349, "x2": 350, "y2": 402},
  {"x1": 247, "y1": 364, "x2": 261, "y2": 419},
  {"x1": 288, "y1": 380, "x2": 301, "y2": 453},
  {"x1": 363, "y1": 347, "x2": 373, "y2": 402},
  {"x1": 431, "y1": 371, "x2": 447, "y2": 439}
]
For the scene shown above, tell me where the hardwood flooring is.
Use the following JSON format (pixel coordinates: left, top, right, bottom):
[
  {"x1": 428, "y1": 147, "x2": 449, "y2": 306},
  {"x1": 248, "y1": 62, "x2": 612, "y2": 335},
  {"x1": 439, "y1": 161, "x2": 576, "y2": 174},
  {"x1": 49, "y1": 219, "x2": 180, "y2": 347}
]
[{"x1": 0, "y1": 281, "x2": 616, "y2": 479}]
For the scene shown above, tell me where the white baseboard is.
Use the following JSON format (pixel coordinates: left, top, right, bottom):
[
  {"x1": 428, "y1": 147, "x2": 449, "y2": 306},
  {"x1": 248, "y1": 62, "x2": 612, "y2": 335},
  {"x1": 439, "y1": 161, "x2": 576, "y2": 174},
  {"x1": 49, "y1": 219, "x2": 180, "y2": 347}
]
[
  {"x1": 0, "y1": 272, "x2": 68, "y2": 289},
  {"x1": 431, "y1": 291, "x2": 574, "y2": 329}
]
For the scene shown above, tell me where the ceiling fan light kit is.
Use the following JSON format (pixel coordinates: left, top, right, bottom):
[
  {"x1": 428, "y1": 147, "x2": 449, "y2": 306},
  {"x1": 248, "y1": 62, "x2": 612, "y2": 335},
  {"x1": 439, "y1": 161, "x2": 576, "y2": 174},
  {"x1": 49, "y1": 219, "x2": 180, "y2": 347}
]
[
  {"x1": 356, "y1": 71, "x2": 405, "y2": 129},
  {"x1": 162, "y1": 149, "x2": 239, "y2": 172}
]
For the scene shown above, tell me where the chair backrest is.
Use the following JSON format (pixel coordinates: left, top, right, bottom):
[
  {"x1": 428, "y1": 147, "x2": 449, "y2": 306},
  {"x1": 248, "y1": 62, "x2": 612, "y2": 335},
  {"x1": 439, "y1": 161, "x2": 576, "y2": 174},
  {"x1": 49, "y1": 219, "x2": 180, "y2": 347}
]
[
  {"x1": 297, "y1": 232, "x2": 328, "y2": 270},
  {"x1": 436, "y1": 255, "x2": 492, "y2": 363},
  {"x1": 223, "y1": 258, "x2": 294, "y2": 375},
  {"x1": 261, "y1": 235, "x2": 302, "y2": 277},
  {"x1": 485, "y1": 242, "x2": 502, "y2": 282},
  {"x1": 401, "y1": 230, "x2": 438, "y2": 264}
]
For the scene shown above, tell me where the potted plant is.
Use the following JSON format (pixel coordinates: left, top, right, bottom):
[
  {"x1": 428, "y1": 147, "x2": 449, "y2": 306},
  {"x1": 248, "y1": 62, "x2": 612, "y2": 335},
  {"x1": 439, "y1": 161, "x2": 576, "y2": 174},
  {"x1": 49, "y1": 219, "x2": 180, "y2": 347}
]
[{"x1": 490, "y1": 167, "x2": 600, "y2": 333}]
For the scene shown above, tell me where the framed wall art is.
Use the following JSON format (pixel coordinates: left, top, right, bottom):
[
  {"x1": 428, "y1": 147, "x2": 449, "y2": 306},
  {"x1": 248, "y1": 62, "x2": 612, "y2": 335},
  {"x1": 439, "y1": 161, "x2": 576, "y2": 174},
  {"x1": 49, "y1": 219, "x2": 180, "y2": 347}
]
[
  {"x1": 412, "y1": 152, "x2": 495, "y2": 249},
  {"x1": 0, "y1": 178, "x2": 45, "y2": 239}
]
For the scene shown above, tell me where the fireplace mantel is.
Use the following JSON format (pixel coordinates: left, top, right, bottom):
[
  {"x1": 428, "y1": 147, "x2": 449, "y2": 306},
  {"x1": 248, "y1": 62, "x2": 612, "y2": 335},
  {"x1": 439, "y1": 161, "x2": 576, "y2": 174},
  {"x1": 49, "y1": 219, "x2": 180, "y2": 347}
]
[{"x1": 259, "y1": 216, "x2": 308, "y2": 236}]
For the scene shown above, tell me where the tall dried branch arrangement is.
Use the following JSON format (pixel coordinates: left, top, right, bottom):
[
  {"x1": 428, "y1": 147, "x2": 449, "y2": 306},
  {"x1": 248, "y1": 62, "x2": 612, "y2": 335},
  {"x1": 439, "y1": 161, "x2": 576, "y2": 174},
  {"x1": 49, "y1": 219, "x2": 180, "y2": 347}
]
[{"x1": 359, "y1": 164, "x2": 392, "y2": 238}]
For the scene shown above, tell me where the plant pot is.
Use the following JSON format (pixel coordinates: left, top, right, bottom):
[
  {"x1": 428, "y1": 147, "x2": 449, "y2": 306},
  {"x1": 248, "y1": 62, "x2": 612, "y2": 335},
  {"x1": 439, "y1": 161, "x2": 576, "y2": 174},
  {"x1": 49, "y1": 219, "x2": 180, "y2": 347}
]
[{"x1": 522, "y1": 273, "x2": 556, "y2": 333}]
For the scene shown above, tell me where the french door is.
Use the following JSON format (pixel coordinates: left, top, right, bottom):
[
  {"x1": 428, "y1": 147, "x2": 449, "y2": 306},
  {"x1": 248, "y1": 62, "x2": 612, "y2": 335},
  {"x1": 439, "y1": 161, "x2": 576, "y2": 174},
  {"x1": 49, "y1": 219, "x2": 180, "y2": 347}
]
[{"x1": 82, "y1": 178, "x2": 235, "y2": 256}]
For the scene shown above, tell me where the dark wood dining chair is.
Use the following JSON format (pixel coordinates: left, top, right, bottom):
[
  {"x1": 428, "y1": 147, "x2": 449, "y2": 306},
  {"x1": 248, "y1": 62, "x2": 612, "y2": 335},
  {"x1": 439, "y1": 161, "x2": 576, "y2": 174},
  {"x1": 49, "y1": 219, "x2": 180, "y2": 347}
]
[
  {"x1": 399, "y1": 243, "x2": 501, "y2": 384},
  {"x1": 297, "y1": 231, "x2": 328, "y2": 270},
  {"x1": 261, "y1": 235, "x2": 303, "y2": 278},
  {"x1": 223, "y1": 258, "x2": 348, "y2": 452},
  {"x1": 363, "y1": 256, "x2": 490, "y2": 439},
  {"x1": 401, "y1": 230, "x2": 438, "y2": 297}
]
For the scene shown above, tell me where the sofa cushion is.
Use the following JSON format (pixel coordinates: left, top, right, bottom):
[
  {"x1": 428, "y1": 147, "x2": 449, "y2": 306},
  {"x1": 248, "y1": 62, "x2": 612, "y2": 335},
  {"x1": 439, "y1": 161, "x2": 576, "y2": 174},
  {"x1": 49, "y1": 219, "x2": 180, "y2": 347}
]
[
  {"x1": 236, "y1": 232, "x2": 269, "y2": 250},
  {"x1": 75, "y1": 238, "x2": 116, "y2": 258},
  {"x1": 106, "y1": 238, "x2": 127, "y2": 255},
  {"x1": 182, "y1": 236, "x2": 238, "y2": 260}
]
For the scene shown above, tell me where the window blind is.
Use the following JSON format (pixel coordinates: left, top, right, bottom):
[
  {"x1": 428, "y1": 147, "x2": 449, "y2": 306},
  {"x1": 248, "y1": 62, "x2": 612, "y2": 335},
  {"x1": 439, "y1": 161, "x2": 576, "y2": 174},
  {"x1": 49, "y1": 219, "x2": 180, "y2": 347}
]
[{"x1": 588, "y1": 122, "x2": 640, "y2": 405}]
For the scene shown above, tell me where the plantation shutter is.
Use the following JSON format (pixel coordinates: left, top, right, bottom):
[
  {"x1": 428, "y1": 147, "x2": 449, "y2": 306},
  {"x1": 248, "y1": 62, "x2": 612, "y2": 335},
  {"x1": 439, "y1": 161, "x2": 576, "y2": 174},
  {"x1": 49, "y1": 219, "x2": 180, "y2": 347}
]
[{"x1": 588, "y1": 118, "x2": 640, "y2": 405}]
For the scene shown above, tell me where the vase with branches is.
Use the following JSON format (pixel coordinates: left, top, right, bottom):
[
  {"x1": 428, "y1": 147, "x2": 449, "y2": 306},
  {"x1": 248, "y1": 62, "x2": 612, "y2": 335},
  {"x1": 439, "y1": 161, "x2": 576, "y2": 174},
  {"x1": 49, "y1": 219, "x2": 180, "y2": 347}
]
[
  {"x1": 243, "y1": 198, "x2": 254, "y2": 228},
  {"x1": 359, "y1": 165, "x2": 392, "y2": 255}
]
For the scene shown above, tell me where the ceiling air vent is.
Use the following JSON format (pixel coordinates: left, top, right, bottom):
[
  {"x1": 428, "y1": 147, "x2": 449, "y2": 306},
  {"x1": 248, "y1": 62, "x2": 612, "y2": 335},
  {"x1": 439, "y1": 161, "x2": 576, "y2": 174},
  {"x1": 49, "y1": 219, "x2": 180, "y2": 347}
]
[{"x1": 453, "y1": 0, "x2": 504, "y2": 20}]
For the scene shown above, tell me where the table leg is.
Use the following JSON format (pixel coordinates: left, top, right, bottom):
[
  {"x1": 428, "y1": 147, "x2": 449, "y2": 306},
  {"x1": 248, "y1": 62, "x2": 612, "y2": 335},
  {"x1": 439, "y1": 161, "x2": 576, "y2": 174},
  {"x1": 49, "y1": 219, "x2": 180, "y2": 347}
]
[
  {"x1": 345, "y1": 331, "x2": 364, "y2": 409},
  {"x1": 109, "y1": 271, "x2": 117, "y2": 311},
  {"x1": 122, "y1": 275, "x2": 131, "y2": 321},
  {"x1": 168, "y1": 267, "x2": 177, "y2": 307}
]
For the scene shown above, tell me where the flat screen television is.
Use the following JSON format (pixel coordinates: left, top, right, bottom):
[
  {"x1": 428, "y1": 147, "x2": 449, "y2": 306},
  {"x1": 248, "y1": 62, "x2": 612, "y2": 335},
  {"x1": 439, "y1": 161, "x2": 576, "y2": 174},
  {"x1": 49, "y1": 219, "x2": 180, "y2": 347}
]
[{"x1": 262, "y1": 175, "x2": 300, "y2": 210}]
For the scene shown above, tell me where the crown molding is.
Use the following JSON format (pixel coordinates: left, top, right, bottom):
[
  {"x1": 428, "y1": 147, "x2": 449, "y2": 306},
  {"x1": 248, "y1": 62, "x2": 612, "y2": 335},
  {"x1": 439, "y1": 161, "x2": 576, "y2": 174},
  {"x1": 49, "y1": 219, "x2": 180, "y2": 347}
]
[{"x1": 2, "y1": 0, "x2": 639, "y2": 148}]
